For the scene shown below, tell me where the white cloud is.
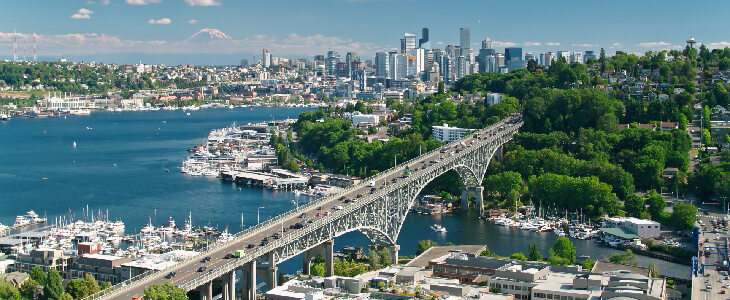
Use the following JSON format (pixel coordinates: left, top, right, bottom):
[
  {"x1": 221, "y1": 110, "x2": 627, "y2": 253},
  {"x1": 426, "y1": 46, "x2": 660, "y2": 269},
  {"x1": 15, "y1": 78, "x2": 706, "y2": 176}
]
[
  {"x1": 635, "y1": 41, "x2": 670, "y2": 48},
  {"x1": 523, "y1": 42, "x2": 541, "y2": 46},
  {"x1": 707, "y1": 42, "x2": 730, "y2": 49},
  {"x1": 188, "y1": 19, "x2": 199, "y2": 24},
  {"x1": 435, "y1": 41, "x2": 444, "y2": 45},
  {"x1": 148, "y1": 18, "x2": 171, "y2": 24},
  {"x1": 184, "y1": 0, "x2": 221, "y2": 6},
  {"x1": 612, "y1": 43, "x2": 622, "y2": 46},
  {"x1": 126, "y1": 0, "x2": 161, "y2": 5},
  {"x1": 571, "y1": 43, "x2": 599, "y2": 47},
  {"x1": 87, "y1": 0, "x2": 111, "y2": 4},
  {"x1": 493, "y1": 41, "x2": 517, "y2": 48},
  {"x1": 70, "y1": 8, "x2": 94, "y2": 19},
  {"x1": 546, "y1": 42, "x2": 560, "y2": 46}
]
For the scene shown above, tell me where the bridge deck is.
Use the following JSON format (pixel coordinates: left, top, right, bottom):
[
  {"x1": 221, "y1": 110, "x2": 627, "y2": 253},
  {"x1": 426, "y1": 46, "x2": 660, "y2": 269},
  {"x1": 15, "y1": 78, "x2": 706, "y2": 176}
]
[{"x1": 88, "y1": 117, "x2": 523, "y2": 300}]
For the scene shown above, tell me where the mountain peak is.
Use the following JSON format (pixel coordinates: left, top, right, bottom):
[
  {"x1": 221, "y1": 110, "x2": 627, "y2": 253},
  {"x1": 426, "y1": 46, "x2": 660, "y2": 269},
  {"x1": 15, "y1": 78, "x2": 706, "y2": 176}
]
[{"x1": 185, "y1": 28, "x2": 233, "y2": 43}]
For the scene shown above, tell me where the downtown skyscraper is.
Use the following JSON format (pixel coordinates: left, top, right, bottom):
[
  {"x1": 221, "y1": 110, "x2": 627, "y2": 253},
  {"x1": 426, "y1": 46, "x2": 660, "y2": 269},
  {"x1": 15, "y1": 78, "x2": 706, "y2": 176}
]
[{"x1": 459, "y1": 28, "x2": 470, "y2": 61}]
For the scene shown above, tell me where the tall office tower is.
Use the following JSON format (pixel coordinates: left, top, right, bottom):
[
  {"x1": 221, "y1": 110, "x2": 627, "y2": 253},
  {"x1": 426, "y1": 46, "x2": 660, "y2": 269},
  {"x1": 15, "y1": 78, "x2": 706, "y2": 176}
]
[
  {"x1": 240, "y1": 59, "x2": 248, "y2": 68},
  {"x1": 426, "y1": 50, "x2": 434, "y2": 64},
  {"x1": 455, "y1": 56, "x2": 467, "y2": 80},
  {"x1": 570, "y1": 52, "x2": 583, "y2": 64},
  {"x1": 525, "y1": 53, "x2": 536, "y2": 63},
  {"x1": 419, "y1": 28, "x2": 430, "y2": 50},
  {"x1": 431, "y1": 49, "x2": 444, "y2": 77},
  {"x1": 477, "y1": 37, "x2": 496, "y2": 73},
  {"x1": 345, "y1": 52, "x2": 358, "y2": 78},
  {"x1": 262, "y1": 48, "x2": 271, "y2": 68},
  {"x1": 401, "y1": 33, "x2": 417, "y2": 53},
  {"x1": 505, "y1": 47, "x2": 525, "y2": 71},
  {"x1": 408, "y1": 48, "x2": 425, "y2": 76},
  {"x1": 484, "y1": 54, "x2": 496, "y2": 73},
  {"x1": 459, "y1": 28, "x2": 471, "y2": 61},
  {"x1": 557, "y1": 51, "x2": 570, "y2": 63},
  {"x1": 446, "y1": 45, "x2": 457, "y2": 58},
  {"x1": 314, "y1": 54, "x2": 325, "y2": 62},
  {"x1": 375, "y1": 52, "x2": 390, "y2": 78},
  {"x1": 442, "y1": 55, "x2": 453, "y2": 84},
  {"x1": 326, "y1": 50, "x2": 340, "y2": 76},
  {"x1": 389, "y1": 52, "x2": 408, "y2": 80},
  {"x1": 494, "y1": 52, "x2": 505, "y2": 70},
  {"x1": 482, "y1": 37, "x2": 493, "y2": 50},
  {"x1": 584, "y1": 50, "x2": 596, "y2": 63}
]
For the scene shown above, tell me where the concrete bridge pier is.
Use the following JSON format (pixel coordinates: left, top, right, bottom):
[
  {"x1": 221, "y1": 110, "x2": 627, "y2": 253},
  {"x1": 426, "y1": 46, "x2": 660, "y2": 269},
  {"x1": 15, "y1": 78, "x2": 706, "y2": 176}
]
[
  {"x1": 256, "y1": 251, "x2": 278, "y2": 290},
  {"x1": 199, "y1": 281, "x2": 212, "y2": 300},
  {"x1": 302, "y1": 240, "x2": 334, "y2": 276},
  {"x1": 368, "y1": 244, "x2": 399, "y2": 265},
  {"x1": 238, "y1": 261, "x2": 257, "y2": 300},
  {"x1": 461, "y1": 186, "x2": 484, "y2": 215},
  {"x1": 495, "y1": 145, "x2": 503, "y2": 161},
  {"x1": 225, "y1": 271, "x2": 235, "y2": 300}
]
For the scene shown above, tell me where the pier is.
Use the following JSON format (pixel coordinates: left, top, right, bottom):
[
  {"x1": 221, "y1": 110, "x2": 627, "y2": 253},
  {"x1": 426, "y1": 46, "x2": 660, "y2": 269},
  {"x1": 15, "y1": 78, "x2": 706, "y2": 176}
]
[{"x1": 221, "y1": 169, "x2": 309, "y2": 190}]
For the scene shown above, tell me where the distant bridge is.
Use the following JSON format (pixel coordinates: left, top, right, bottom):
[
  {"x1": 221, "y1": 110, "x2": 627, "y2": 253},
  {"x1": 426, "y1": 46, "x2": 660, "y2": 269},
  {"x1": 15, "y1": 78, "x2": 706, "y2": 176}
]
[{"x1": 87, "y1": 117, "x2": 523, "y2": 300}]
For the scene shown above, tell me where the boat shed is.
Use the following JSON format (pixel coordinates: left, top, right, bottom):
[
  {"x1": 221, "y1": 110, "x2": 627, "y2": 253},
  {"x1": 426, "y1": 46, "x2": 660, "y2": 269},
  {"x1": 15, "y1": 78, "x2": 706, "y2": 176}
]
[
  {"x1": 0, "y1": 239, "x2": 24, "y2": 254},
  {"x1": 599, "y1": 227, "x2": 640, "y2": 240}
]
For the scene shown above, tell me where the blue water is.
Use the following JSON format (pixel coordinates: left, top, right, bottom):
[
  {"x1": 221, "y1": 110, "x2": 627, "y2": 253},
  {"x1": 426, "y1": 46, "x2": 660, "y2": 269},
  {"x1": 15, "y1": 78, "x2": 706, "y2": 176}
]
[{"x1": 0, "y1": 108, "x2": 690, "y2": 279}]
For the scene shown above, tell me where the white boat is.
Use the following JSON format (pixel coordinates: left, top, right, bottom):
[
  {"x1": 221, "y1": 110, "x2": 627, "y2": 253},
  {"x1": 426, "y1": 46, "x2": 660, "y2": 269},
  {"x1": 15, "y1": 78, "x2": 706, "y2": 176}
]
[
  {"x1": 13, "y1": 216, "x2": 30, "y2": 227},
  {"x1": 25, "y1": 210, "x2": 47, "y2": 223},
  {"x1": 69, "y1": 109, "x2": 91, "y2": 115},
  {"x1": 494, "y1": 217, "x2": 514, "y2": 226},
  {"x1": 431, "y1": 224, "x2": 447, "y2": 232},
  {"x1": 202, "y1": 169, "x2": 218, "y2": 176},
  {"x1": 158, "y1": 217, "x2": 176, "y2": 234},
  {"x1": 140, "y1": 224, "x2": 156, "y2": 234}
]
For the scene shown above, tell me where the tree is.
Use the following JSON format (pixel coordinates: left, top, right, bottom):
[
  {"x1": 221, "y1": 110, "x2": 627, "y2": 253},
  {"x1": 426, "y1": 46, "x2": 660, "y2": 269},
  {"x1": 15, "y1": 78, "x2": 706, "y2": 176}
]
[
  {"x1": 278, "y1": 270, "x2": 286, "y2": 286},
  {"x1": 30, "y1": 266, "x2": 46, "y2": 286},
  {"x1": 311, "y1": 263, "x2": 326, "y2": 277},
  {"x1": 368, "y1": 126, "x2": 378, "y2": 135},
  {"x1": 143, "y1": 282, "x2": 188, "y2": 300},
  {"x1": 0, "y1": 281, "x2": 21, "y2": 300},
  {"x1": 369, "y1": 249, "x2": 381, "y2": 270},
  {"x1": 416, "y1": 240, "x2": 438, "y2": 256},
  {"x1": 648, "y1": 263, "x2": 661, "y2": 278},
  {"x1": 510, "y1": 252, "x2": 527, "y2": 261},
  {"x1": 551, "y1": 237, "x2": 576, "y2": 264},
  {"x1": 582, "y1": 259, "x2": 597, "y2": 271},
  {"x1": 66, "y1": 279, "x2": 89, "y2": 299},
  {"x1": 528, "y1": 242, "x2": 542, "y2": 261},
  {"x1": 608, "y1": 249, "x2": 639, "y2": 266},
  {"x1": 43, "y1": 269, "x2": 65, "y2": 300},
  {"x1": 20, "y1": 279, "x2": 40, "y2": 300},
  {"x1": 624, "y1": 194, "x2": 645, "y2": 218},
  {"x1": 702, "y1": 128, "x2": 711, "y2": 145},
  {"x1": 379, "y1": 248, "x2": 392, "y2": 267},
  {"x1": 677, "y1": 113, "x2": 688, "y2": 131},
  {"x1": 645, "y1": 190, "x2": 666, "y2": 219},
  {"x1": 670, "y1": 202, "x2": 698, "y2": 230},
  {"x1": 438, "y1": 81, "x2": 445, "y2": 94},
  {"x1": 527, "y1": 59, "x2": 537, "y2": 73}
]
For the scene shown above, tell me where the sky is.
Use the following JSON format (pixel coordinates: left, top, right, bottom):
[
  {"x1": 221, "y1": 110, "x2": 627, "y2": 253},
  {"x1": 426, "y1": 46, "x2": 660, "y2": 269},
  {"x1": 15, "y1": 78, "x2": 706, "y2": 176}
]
[{"x1": 1, "y1": 0, "x2": 730, "y2": 65}]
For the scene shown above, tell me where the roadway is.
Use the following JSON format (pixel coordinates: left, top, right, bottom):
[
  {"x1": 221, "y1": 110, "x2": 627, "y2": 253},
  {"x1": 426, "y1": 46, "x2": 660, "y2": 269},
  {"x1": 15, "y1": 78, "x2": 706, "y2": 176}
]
[
  {"x1": 110, "y1": 116, "x2": 522, "y2": 300},
  {"x1": 693, "y1": 211, "x2": 730, "y2": 300}
]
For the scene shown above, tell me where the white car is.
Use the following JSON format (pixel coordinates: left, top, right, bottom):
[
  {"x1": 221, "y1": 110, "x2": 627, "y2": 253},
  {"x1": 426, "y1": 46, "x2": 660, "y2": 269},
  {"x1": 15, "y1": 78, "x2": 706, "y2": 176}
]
[{"x1": 333, "y1": 206, "x2": 343, "y2": 210}]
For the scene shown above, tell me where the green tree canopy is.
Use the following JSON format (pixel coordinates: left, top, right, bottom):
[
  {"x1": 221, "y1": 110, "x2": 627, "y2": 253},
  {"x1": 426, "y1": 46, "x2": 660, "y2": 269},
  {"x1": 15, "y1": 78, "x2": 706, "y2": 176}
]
[
  {"x1": 551, "y1": 237, "x2": 576, "y2": 264},
  {"x1": 143, "y1": 282, "x2": 188, "y2": 300}
]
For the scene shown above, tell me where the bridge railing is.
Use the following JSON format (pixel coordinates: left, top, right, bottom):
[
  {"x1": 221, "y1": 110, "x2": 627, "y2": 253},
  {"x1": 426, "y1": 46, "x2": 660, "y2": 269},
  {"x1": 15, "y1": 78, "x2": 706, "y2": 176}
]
[{"x1": 86, "y1": 118, "x2": 522, "y2": 300}]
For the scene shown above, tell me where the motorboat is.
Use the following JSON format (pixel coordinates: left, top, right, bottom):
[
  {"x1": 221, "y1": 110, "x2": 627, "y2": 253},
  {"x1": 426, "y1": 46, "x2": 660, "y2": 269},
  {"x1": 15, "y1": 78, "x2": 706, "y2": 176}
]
[
  {"x1": 13, "y1": 216, "x2": 30, "y2": 227},
  {"x1": 431, "y1": 224, "x2": 447, "y2": 232}
]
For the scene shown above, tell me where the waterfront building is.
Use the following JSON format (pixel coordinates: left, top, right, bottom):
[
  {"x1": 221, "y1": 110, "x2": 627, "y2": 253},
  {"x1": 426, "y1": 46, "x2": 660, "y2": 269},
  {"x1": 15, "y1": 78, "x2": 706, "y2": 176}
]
[
  {"x1": 432, "y1": 124, "x2": 469, "y2": 142},
  {"x1": 460, "y1": 28, "x2": 471, "y2": 61},
  {"x1": 10, "y1": 249, "x2": 72, "y2": 276},
  {"x1": 601, "y1": 217, "x2": 661, "y2": 238},
  {"x1": 69, "y1": 254, "x2": 132, "y2": 284}
]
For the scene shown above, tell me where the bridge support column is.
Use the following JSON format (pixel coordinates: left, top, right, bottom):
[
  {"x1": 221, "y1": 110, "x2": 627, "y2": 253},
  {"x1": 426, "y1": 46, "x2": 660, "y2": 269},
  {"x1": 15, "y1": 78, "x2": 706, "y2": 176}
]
[
  {"x1": 368, "y1": 244, "x2": 400, "y2": 266},
  {"x1": 227, "y1": 271, "x2": 235, "y2": 300},
  {"x1": 206, "y1": 281, "x2": 213, "y2": 300},
  {"x1": 495, "y1": 145, "x2": 503, "y2": 162},
  {"x1": 461, "y1": 186, "x2": 484, "y2": 215},
  {"x1": 302, "y1": 240, "x2": 334, "y2": 277},
  {"x1": 266, "y1": 251, "x2": 278, "y2": 289},
  {"x1": 239, "y1": 261, "x2": 256, "y2": 300}
]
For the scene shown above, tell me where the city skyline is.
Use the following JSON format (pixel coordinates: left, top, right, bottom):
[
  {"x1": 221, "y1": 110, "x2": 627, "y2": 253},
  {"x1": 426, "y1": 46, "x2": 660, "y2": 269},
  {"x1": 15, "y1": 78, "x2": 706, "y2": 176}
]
[{"x1": 2, "y1": 0, "x2": 730, "y2": 65}]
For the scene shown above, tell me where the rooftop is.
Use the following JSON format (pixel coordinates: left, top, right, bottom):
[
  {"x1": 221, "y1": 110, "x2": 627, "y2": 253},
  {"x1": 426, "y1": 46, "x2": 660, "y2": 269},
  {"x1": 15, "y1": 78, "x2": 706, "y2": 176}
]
[
  {"x1": 599, "y1": 227, "x2": 640, "y2": 240},
  {"x1": 407, "y1": 245, "x2": 486, "y2": 268}
]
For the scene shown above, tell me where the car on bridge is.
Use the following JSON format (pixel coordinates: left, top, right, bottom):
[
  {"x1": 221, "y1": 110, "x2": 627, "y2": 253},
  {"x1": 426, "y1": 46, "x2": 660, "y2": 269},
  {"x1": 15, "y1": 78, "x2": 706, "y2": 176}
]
[
  {"x1": 165, "y1": 271, "x2": 176, "y2": 279},
  {"x1": 333, "y1": 205, "x2": 343, "y2": 210},
  {"x1": 299, "y1": 213, "x2": 307, "y2": 218},
  {"x1": 224, "y1": 254, "x2": 235, "y2": 259},
  {"x1": 197, "y1": 267, "x2": 207, "y2": 272},
  {"x1": 247, "y1": 244, "x2": 255, "y2": 248},
  {"x1": 201, "y1": 257, "x2": 211, "y2": 263}
]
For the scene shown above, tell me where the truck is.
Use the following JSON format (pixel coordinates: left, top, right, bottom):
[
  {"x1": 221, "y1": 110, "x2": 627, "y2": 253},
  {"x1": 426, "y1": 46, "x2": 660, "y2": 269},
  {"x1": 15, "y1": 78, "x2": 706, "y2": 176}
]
[
  {"x1": 234, "y1": 250, "x2": 246, "y2": 258},
  {"x1": 368, "y1": 181, "x2": 375, "y2": 187}
]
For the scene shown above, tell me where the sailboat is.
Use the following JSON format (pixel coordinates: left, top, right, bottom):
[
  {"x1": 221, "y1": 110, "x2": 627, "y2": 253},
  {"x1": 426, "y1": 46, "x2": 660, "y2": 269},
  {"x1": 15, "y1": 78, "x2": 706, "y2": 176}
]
[{"x1": 73, "y1": 141, "x2": 77, "y2": 148}]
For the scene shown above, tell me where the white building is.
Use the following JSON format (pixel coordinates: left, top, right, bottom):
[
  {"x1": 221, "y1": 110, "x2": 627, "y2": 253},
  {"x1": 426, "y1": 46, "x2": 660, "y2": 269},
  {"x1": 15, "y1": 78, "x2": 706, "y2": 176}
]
[
  {"x1": 485, "y1": 93, "x2": 503, "y2": 106},
  {"x1": 602, "y1": 217, "x2": 661, "y2": 238},
  {"x1": 432, "y1": 124, "x2": 469, "y2": 142},
  {"x1": 351, "y1": 114, "x2": 380, "y2": 126}
]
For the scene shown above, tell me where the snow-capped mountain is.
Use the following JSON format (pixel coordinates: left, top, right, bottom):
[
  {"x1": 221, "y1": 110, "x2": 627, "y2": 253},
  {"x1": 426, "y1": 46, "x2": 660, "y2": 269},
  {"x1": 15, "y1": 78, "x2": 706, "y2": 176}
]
[{"x1": 185, "y1": 28, "x2": 233, "y2": 43}]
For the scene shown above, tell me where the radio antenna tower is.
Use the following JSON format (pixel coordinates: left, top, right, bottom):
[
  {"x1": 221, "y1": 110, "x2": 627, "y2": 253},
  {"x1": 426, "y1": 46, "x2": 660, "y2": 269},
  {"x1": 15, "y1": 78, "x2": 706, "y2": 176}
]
[
  {"x1": 33, "y1": 28, "x2": 37, "y2": 62},
  {"x1": 13, "y1": 25, "x2": 17, "y2": 62}
]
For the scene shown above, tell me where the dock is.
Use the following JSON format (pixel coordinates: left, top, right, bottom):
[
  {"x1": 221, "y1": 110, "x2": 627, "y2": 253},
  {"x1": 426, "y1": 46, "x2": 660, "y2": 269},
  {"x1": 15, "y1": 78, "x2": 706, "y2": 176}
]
[{"x1": 221, "y1": 169, "x2": 309, "y2": 190}]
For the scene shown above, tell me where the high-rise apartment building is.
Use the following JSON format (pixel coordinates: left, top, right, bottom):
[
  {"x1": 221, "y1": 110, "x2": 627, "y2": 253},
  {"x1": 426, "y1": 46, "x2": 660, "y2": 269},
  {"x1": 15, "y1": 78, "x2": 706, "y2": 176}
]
[
  {"x1": 262, "y1": 48, "x2": 271, "y2": 68},
  {"x1": 584, "y1": 50, "x2": 597, "y2": 63},
  {"x1": 389, "y1": 52, "x2": 408, "y2": 80},
  {"x1": 557, "y1": 51, "x2": 571, "y2": 63},
  {"x1": 326, "y1": 51, "x2": 340, "y2": 76},
  {"x1": 375, "y1": 52, "x2": 389, "y2": 78},
  {"x1": 570, "y1": 52, "x2": 583, "y2": 64},
  {"x1": 419, "y1": 28, "x2": 430, "y2": 50},
  {"x1": 459, "y1": 28, "x2": 471, "y2": 61},
  {"x1": 525, "y1": 53, "x2": 536, "y2": 63}
]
